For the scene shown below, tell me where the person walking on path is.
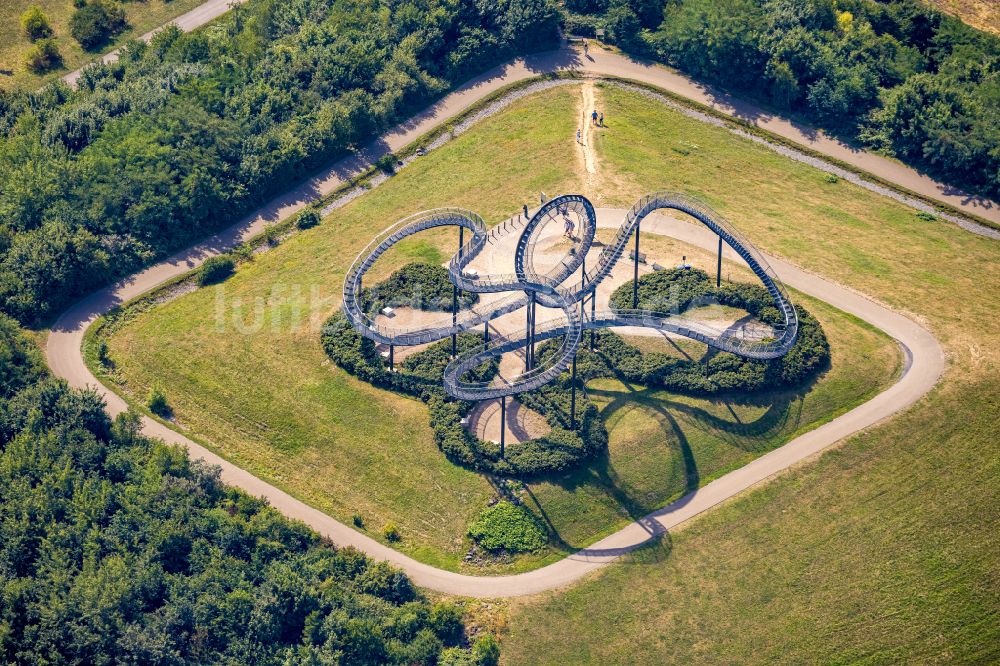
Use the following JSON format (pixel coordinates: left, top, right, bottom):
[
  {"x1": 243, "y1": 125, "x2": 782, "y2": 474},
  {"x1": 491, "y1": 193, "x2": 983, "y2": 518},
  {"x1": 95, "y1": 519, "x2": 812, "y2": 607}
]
[
  {"x1": 576, "y1": 128, "x2": 582, "y2": 144},
  {"x1": 599, "y1": 112, "x2": 604, "y2": 127},
  {"x1": 582, "y1": 39, "x2": 589, "y2": 56},
  {"x1": 592, "y1": 109, "x2": 598, "y2": 125}
]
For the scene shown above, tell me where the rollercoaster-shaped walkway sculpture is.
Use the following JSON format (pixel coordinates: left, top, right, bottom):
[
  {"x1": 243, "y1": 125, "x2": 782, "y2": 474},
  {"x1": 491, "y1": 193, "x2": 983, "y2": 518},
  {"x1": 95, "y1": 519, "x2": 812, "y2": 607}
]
[{"x1": 343, "y1": 192, "x2": 798, "y2": 402}]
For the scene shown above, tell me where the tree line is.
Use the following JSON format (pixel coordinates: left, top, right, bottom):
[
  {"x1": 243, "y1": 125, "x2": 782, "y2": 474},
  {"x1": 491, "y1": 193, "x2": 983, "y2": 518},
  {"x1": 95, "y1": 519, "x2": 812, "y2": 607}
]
[
  {"x1": 0, "y1": 0, "x2": 560, "y2": 326},
  {"x1": 567, "y1": 0, "x2": 1000, "y2": 206}
]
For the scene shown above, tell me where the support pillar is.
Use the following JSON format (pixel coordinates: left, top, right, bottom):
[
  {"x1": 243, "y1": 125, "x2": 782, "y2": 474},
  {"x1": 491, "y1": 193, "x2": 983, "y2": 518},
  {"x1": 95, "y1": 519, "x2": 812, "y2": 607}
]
[
  {"x1": 499, "y1": 396, "x2": 506, "y2": 458},
  {"x1": 452, "y1": 226, "x2": 464, "y2": 358},
  {"x1": 530, "y1": 296, "x2": 537, "y2": 369},
  {"x1": 570, "y1": 354, "x2": 577, "y2": 430},
  {"x1": 716, "y1": 233, "x2": 723, "y2": 288},
  {"x1": 524, "y1": 292, "x2": 535, "y2": 372},
  {"x1": 632, "y1": 220, "x2": 641, "y2": 309},
  {"x1": 483, "y1": 319, "x2": 489, "y2": 343},
  {"x1": 389, "y1": 344, "x2": 394, "y2": 372},
  {"x1": 590, "y1": 292, "x2": 596, "y2": 351}
]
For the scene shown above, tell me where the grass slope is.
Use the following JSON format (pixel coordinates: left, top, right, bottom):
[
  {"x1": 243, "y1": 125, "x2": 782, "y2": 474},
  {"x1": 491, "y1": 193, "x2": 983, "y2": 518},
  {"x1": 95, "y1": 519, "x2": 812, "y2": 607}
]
[
  {"x1": 100, "y1": 83, "x2": 899, "y2": 574},
  {"x1": 0, "y1": 0, "x2": 204, "y2": 90},
  {"x1": 500, "y1": 84, "x2": 1000, "y2": 663}
]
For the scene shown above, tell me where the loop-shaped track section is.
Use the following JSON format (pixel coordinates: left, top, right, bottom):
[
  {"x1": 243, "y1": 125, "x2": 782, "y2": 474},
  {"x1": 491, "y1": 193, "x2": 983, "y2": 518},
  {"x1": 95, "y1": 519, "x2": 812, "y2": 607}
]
[{"x1": 343, "y1": 193, "x2": 798, "y2": 401}]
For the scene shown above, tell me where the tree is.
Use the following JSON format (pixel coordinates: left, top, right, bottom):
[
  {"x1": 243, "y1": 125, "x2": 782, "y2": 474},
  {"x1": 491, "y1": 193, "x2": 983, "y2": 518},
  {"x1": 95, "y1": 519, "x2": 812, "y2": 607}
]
[
  {"x1": 198, "y1": 255, "x2": 235, "y2": 285},
  {"x1": 603, "y1": 2, "x2": 641, "y2": 49},
  {"x1": 20, "y1": 5, "x2": 52, "y2": 41},
  {"x1": 70, "y1": 1, "x2": 127, "y2": 50},
  {"x1": 296, "y1": 210, "x2": 320, "y2": 229},
  {"x1": 767, "y1": 59, "x2": 799, "y2": 108},
  {"x1": 24, "y1": 38, "x2": 62, "y2": 73}
]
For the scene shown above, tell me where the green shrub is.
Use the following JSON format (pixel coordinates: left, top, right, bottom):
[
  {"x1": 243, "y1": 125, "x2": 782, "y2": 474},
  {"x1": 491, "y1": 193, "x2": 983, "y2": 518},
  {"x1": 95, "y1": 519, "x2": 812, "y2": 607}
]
[
  {"x1": 147, "y1": 385, "x2": 170, "y2": 417},
  {"x1": 824, "y1": 173, "x2": 840, "y2": 184},
  {"x1": 429, "y1": 602, "x2": 465, "y2": 645},
  {"x1": 263, "y1": 226, "x2": 280, "y2": 246},
  {"x1": 95, "y1": 338, "x2": 110, "y2": 367},
  {"x1": 352, "y1": 513, "x2": 364, "y2": 528},
  {"x1": 198, "y1": 255, "x2": 235, "y2": 286},
  {"x1": 440, "y1": 635, "x2": 501, "y2": 666},
  {"x1": 375, "y1": 153, "x2": 397, "y2": 174},
  {"x1": 230, "y1": 243, "x2": 253, "y2": 262},
  {"x1": 356, "y1": 560, "x2": 414, "y2": 604},
  {"x1": 382, "y1": 522, "x2": 401, "y2": 542},
  {"x1": 24, "y1": 39, "x2": 61, "y2": 73},
  {"x1": 21, "y1": 6, "x2": 52, "y2": 41},
  {"x1": 297, "y1": 209, "x2": 321, "y2": 229},
  {"x1": 472, "y1": 635, "x2": 501, "y2": 666},
  {"x1": 915, "y1": 210, "x2": 937, "y2": 222},
  {"x1": 70, "y1": 1, "x2": 127, "y2": 50},
  {"x1": 467, "y1": 501, "x2": 547, "y2": 552},
  {"x1": 564, "y1": 14, "x2": 598, "y2": 38},
  {"x1": 362, "y1": 262, "x2": 478, "y2": 313},
  {"x1": 606, "y1": 268, "x2": 830, "y2": 394}
]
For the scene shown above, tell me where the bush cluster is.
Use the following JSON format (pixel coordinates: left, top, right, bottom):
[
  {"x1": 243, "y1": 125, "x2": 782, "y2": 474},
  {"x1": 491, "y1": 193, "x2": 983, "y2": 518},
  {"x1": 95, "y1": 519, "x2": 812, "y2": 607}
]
[
  {"x1": 361, "y1": 262, "x2": 479, "y2": 314},
  {"x1": 21, "y1": 5, "x2": 53, "y2": 41},
  {"x1": 296, "y1": 209, "x2": 321, "y2": 229},
  {"x1": 603, "y1": 268, "x2": 829, "y2": 394},
  {"x1": 467, "y1": 501, "x2": 548, "y2": 552},
  {"x1": 24, "y1": 39, "x2": 62, "y2": 73}
]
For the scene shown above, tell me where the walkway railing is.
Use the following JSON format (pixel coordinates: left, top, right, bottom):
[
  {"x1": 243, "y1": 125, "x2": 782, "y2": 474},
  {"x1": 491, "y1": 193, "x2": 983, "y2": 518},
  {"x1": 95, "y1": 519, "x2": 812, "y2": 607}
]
[{"x1": 342, "y1": 193, "x2": 798, "y2": 401}]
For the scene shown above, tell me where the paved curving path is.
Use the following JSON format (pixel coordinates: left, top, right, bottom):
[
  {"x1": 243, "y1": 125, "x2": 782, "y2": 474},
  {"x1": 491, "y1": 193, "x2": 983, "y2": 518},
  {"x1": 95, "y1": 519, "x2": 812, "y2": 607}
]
[
  {"x1": 61, "y1": 0, "x2": 246, "y2": 87},
  {"x1": 48, "y1": 47, "x2": 947, "y2": 597}
]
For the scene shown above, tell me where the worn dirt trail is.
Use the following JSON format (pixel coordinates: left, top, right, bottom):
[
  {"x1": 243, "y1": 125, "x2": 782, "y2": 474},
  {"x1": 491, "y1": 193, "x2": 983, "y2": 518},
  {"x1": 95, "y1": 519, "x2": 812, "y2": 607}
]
[{"x1": 579, "y1": 82, "x2": 599, "y2": 185}]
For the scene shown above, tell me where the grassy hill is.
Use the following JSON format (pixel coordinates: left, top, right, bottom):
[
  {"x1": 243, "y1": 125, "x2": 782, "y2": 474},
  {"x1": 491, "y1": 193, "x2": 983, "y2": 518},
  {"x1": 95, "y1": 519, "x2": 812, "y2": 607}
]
[{"x1": 94, "y1": 83, "x2": 900, "y2": 573}]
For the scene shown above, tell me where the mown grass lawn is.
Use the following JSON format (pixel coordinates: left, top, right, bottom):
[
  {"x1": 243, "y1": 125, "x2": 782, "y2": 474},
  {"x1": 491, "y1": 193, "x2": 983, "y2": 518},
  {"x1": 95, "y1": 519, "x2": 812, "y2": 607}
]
[
  {"x1": 102, "y1": 83, "x2": 900, "y2": 573},
  {"x1": 0, "y1": 0, "x2": 205, "y2": 90},
  {"x1": 500, "y1": 84, "x2": 1000, "y2": 663}
]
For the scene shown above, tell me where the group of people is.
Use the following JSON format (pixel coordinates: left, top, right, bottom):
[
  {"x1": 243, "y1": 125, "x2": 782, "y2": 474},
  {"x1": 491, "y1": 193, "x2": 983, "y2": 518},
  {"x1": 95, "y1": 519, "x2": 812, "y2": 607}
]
[{"x1": 576, "y1": 109, "x2": 605, "y2": 144}]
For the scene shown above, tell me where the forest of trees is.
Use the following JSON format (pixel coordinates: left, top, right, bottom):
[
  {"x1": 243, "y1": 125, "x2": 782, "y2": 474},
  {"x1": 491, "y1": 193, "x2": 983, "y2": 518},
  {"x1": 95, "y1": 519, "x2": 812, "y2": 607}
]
[
  {"x1": 568, "y1": 0, "x2": 1000, "y2": 205},
  {"x1": 0, "y1": 313, "x2": 498, "y2": 664},
  {"x1": 0, "y1": 0, "x2": 559, "y2": 326}
]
